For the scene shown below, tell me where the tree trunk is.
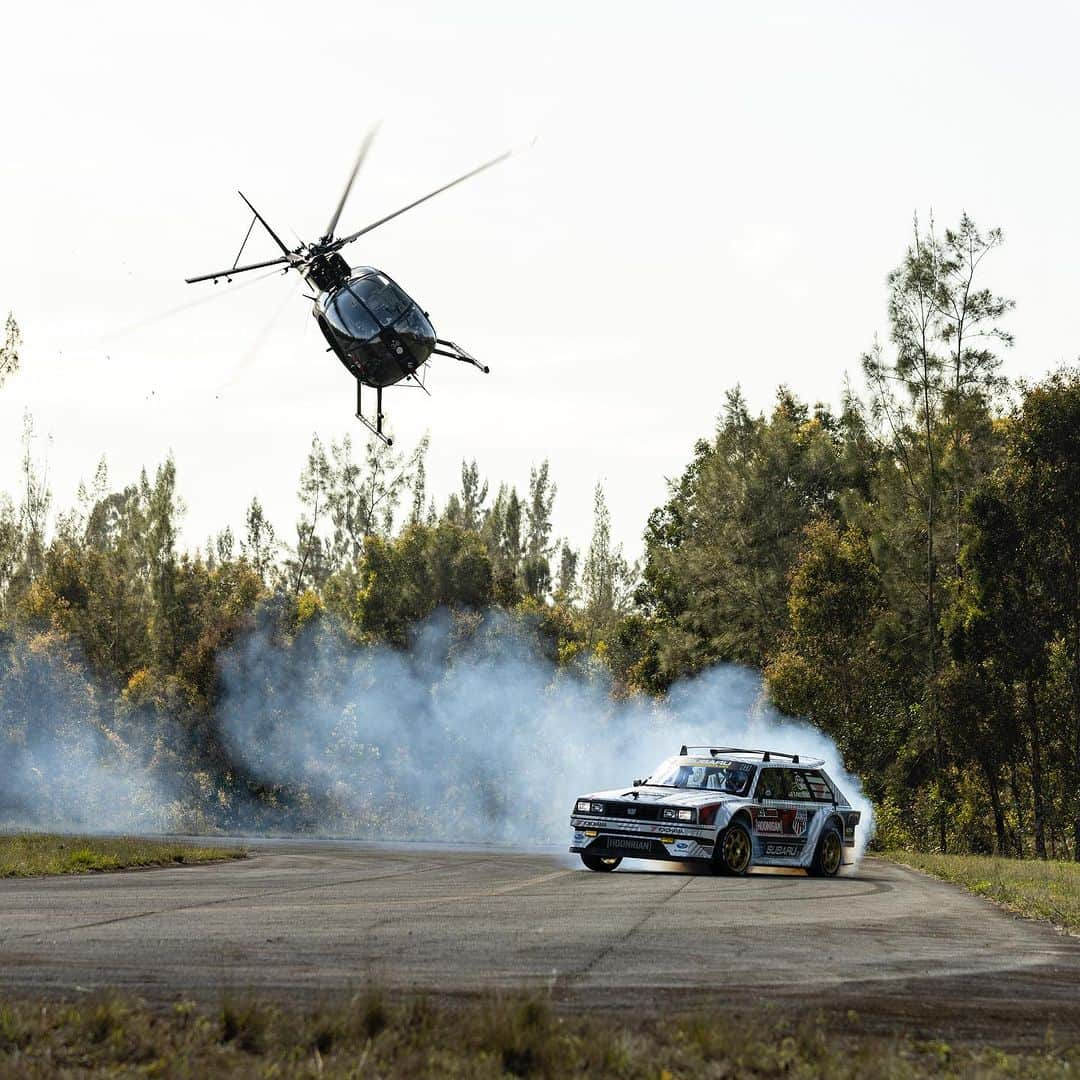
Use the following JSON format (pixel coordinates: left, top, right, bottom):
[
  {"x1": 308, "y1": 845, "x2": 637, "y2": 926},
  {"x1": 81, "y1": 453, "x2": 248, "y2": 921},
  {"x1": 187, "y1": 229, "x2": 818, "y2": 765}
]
[
  {"x1": 1024, "y1": 673, "x2": 1048, "y2": 859},
  {"x1": 923, "y1": 382, "x2": 946, "y2": 853},
  {"x1": 982, "y1": 760, "x2": 1007, "y2": 856},
  {"x1": 1008, "y1": 758, "x2": 1026, "y2": 858},
  {"x1": 1069, "y1": 552, "x2": 1080, "y2": 862}
]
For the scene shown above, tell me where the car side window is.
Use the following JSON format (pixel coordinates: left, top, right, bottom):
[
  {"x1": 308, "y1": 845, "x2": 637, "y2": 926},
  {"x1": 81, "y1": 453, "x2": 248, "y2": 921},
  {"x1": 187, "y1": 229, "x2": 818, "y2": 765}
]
[
  {"x1": 755, "y1": 768, "x2": 783, "y2": 799},
  {"x1": 757, "y1": 768, "x2": 816, "y2": 800},
  {"x1": 787, "y1": 770, "x2": 814, "y2": 801},
  {"x1": 802, "y1": 770, "x2": 835, "y2": 803}
]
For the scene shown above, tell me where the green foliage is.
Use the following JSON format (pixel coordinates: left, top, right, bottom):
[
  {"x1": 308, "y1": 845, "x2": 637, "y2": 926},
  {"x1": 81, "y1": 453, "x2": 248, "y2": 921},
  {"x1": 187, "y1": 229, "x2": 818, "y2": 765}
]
[
  {"x1": 352, "y1": 521, "x2": 494, "y2": 645},
  {"x1": 640, "y1": 388, "x2": 850, "y2": 680}
]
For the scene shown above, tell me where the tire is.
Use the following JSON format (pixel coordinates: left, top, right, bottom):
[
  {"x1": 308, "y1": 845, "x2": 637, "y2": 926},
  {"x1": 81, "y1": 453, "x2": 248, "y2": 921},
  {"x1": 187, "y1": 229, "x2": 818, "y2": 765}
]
[
  {"x1": 808, "y1": 823, "x2": 844, "y2": 877},
  {"x1": 580, "y1": 851, "x2": 622, "y2": 872},
  {"x1": 713, "y1": 819, "x2": 753, "y2": 876}
]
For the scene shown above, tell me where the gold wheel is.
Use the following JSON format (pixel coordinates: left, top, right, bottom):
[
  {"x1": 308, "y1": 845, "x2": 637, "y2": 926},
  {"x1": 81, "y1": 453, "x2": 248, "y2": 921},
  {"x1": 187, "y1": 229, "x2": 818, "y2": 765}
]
[
  {"x1": 821, "y1": 831, "x2": 842, "y2": 875},
  {"x1": 721, "y1": 823, "x2": 752, "y2": 875}
]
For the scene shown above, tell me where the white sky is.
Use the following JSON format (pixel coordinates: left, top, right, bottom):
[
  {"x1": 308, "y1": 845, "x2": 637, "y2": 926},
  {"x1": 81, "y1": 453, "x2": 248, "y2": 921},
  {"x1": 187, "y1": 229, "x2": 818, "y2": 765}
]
[{"x1": 2, "y1": 1, "x2": 1078, "y2": 561}]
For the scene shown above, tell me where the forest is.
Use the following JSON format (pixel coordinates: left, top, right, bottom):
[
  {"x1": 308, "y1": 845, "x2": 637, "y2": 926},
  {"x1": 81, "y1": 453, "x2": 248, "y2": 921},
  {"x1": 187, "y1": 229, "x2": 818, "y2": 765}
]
[{"x1": 1, "y1": 214, "x2": 1078, "y2": 860}]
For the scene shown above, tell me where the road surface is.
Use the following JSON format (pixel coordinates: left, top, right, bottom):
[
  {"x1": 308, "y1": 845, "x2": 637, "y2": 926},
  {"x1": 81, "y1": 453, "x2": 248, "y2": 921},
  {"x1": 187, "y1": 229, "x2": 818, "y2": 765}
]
[{"x1": 1, "y1": 843, "x2": 1077, "y2": 1043}]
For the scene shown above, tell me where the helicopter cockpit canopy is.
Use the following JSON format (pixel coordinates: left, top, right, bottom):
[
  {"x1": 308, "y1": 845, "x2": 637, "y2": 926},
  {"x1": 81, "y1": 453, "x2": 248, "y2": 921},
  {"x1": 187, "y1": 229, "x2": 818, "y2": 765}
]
[{"x1": 317, "y1": 268, "x2": 437, "y2": 388}]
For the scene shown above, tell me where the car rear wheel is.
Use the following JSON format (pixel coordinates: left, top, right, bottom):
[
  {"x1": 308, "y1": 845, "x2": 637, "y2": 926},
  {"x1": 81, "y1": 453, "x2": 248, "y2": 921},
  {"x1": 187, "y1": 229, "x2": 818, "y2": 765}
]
[
  {"x1": 581, "y1": 852, "x2": 622, "y2": 872},
  {"x1": 713, "y1": 820, "x2": 753, "y2": 876},
  {"x1": 808, "y1": 824, "x2": 843, "y2": 877}
]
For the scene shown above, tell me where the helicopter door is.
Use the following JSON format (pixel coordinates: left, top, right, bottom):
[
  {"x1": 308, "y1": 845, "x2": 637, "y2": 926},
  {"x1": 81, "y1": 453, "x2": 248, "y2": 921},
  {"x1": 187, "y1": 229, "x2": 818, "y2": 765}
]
[{"x1": 392, "y1": 306, "x2": 436, "y2": 368}]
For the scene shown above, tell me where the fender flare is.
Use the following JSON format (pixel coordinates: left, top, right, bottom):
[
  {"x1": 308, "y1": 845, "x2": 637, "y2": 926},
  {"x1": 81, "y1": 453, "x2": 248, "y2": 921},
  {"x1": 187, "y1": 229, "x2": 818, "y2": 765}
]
[{"x1": 717, "y1": 807, "x2": 753, "y2": 845}]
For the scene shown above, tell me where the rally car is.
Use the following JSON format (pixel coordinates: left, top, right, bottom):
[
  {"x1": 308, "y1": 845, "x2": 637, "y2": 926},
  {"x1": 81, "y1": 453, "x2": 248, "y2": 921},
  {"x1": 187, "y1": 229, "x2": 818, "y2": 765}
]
[{"x1": 570, "y1": 746, "x2": 861, "y2": 876}]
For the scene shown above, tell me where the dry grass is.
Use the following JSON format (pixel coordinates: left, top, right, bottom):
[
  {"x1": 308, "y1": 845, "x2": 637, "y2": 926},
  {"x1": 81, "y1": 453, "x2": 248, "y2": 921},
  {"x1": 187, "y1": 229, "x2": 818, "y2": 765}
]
[
  {"x1": 0, "y1": 833, "x2": 244, "y2": 878},
  {"x1": 0, "y1": 993, "x2": 1076, "y2": 1078},
  {"x1": 888, "y1": 850, "x2": 1080, "y2": 933}
]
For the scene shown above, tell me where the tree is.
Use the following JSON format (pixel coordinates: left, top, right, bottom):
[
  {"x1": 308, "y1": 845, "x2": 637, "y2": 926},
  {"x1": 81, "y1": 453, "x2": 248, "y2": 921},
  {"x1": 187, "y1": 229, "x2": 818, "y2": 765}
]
[
  {"x1": 1003, "y1": 370, "x2": 1080, "y2": 860},
  {"x1": 0, "y1": 314, "x2": 19, "y2": 390},
  {"x1": 355, "y1": 522, "x2": 494, "y2": 645},
  {"x1": 861, "y1": 213, "x2": 1011, "y2": 851},
  {"x1": 938, "y1": 216, "x2": 1013, "y2": 571},
  {"x1": 459, "y1": 459, "x2": 488, "y2": 532},
  {"x1": 765, "y1": 520, "x2": 892, "y2": 775},
  {"x1": 522, "y1": 461, "x2": 557, "y2": 599},
  {"x1": 146, "y1": 456, "x2": 183, "y2": 671},
  {"x1": 639, "y1": 388, "x2": 844, "y2": 680},
  {"x1": 242, "y1": 497, "x2": 277, "y2": 583},
  {"x1": 16, "y1": 413, "x2": 52, "y2": 588},
  {"x1": 581, "y1": 483, "x2": 633, "y2": 640},
  {"x1": 291, "y1": 435, "x2": 330, "y2": 595},
  {"x1": 555, "y1": 541, "x2": 578, "y2": 602}
]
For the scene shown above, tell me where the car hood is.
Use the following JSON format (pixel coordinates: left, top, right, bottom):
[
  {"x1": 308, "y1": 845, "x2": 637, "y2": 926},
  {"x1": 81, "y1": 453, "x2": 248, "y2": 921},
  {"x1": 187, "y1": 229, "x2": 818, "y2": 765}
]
[{"x1": 578, "y1": 786, "x2": 741, "y2": 808}]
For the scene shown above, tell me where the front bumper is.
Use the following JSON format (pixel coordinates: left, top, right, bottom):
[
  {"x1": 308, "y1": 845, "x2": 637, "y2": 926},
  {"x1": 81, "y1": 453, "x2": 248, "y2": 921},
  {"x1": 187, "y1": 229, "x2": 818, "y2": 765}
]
[{"x1": 569, "y1": 815, "x2": 716, "y2": 862}]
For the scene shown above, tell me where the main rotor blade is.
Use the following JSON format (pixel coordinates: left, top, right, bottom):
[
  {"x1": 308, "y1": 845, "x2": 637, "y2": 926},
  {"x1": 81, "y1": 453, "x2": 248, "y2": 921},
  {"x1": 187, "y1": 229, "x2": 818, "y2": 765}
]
[
  {"x1": 334, "y1": 148, "x2": 513, "y2": 247},
  {"x1": 238, "y1": 191, "x2": 292, "y2": 256},
  {"x1": 101, "y1": 266, "x2": 287, "y2": 342},
  {"x1": 185, "y1": 256, "x2": 290, "y2": 285},
  {"x1": 323, "y1": 125, "x2": 379, "y2": 241}
]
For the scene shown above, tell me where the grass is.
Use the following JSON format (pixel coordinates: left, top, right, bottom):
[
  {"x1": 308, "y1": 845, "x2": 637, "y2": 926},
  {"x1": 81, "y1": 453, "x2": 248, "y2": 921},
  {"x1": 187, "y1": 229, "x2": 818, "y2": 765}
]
[
  {"x1": 0, "y1": 833, "x2": 244, "y2": 878},
  {"x1": 0, "y1": 992, "x2": 1076, "y2": 1078},
  {"x1": 887, "y1": 850, "x2": 1080, "y2": 933}
]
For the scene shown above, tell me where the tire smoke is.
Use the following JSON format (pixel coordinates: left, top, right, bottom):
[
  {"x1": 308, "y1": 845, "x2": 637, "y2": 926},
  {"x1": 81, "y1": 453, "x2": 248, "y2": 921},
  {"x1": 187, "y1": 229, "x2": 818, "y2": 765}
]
[{"x1": 0, "y1": 608, "x2": 874, "y2": 861}]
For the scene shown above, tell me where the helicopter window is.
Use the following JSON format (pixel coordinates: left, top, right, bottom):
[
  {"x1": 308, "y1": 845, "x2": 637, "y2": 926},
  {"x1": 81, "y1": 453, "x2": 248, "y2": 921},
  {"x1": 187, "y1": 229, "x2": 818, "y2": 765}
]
[
  {"x1": 328, "y1": 289, "x2": 379, "y2": 341},
  {"x1": 394, "y1": 306, "x2": 434, "y2": 343},
  {"x1": 350, "y1": 275, "x2": 410, "y2": 325}
]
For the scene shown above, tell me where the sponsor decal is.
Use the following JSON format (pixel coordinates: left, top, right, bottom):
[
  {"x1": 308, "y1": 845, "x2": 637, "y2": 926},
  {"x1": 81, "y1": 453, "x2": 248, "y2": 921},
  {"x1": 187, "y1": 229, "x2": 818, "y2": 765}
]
[
  {"x1": 755, "y1": 805, "x2": 815, "y2": 838},
  {"x1": 764, "y1": 843, "x2": 802, "y2": 858},
  {"x1": 608, "y1": 836, "x2": 652, "y2": 851}
]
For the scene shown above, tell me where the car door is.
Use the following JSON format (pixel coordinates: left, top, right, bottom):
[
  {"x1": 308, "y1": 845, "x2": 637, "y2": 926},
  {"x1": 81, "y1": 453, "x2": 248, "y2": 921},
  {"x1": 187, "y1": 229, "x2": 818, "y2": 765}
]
[{"x1": 750, "y1": 767, "x2": 818, "y2": 862}]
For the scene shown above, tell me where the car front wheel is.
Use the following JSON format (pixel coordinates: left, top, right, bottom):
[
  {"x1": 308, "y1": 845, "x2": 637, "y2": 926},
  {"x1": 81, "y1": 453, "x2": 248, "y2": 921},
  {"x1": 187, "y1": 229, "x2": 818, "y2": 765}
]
[
  {"x1": 713, "y1": 820, "x2": 753, "y2": 876},
  {"x1": 581, "y1": 851, "x2": 622, "y2": 872}
]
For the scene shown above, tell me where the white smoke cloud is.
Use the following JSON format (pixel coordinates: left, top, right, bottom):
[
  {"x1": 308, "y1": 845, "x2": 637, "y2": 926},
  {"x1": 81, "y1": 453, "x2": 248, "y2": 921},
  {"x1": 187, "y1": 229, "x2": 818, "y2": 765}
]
[
  {"x1": 0, "y1": 635, "x2": 175, "y2": 832},
  {"x1": 0, "y1": 609, "x2": 873, "y2": 862},
  {"x1": 217, "y1": 608, "x2": 875, "y2": 858}
]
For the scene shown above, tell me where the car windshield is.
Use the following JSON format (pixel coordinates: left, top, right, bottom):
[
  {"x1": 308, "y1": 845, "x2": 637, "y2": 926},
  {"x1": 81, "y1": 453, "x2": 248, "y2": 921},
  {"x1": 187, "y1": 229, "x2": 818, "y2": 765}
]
[{"x1": 646, "y1": 758, "x2": 755, "y2": 795}]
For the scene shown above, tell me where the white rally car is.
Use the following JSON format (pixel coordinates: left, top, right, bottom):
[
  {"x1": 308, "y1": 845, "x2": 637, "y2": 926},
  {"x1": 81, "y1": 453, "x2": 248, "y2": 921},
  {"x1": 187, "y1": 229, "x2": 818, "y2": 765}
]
[{"x1": 570, "y1": 746, "x2": 861, "y2": 876}]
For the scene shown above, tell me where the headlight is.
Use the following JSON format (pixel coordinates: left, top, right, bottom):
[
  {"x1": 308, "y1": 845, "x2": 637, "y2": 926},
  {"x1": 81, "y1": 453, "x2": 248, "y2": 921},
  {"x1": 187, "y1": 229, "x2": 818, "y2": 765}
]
[
  {"x1": 575, "y1": 800, "x2": 590, "y2": 813},
  {"x1": 662, "y1": 808, "x2": 677, "y2": 820},
  {"x1": 592, "y1": 802, "x2": 605, "y2": 814},
  {"x1": 678, "y1": 809, "x2": 694, "y2": 822}
]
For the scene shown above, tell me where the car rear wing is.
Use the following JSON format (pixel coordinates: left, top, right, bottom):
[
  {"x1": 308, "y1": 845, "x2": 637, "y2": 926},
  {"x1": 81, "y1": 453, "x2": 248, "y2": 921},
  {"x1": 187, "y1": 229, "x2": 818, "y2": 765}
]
[{"x1": 679, "y1": 745, "x2": 826, "y2": 767}]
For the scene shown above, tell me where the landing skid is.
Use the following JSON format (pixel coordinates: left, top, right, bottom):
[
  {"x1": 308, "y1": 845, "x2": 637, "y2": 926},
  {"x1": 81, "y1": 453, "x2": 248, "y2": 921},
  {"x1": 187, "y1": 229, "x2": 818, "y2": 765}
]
[
  {"x1": 433, "y1": 338, "x2": 490, "y2": 374},
  {"x1": 354, "y1": 339, "x2": 487, "y2": 446},
  {"x1": 356, "y1": 381, "x2": 393, "y2": 446}
]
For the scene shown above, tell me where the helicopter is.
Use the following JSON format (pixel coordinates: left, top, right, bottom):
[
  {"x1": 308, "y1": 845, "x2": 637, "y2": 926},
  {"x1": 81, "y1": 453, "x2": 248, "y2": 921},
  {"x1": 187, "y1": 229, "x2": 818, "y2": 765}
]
[{"x1": 185, "y1": 129, "x2": 512, "y2": 445}]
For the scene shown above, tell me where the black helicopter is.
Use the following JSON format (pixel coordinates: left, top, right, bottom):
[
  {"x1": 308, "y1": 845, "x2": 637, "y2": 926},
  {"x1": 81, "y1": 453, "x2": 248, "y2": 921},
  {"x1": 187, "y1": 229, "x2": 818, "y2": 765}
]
[{"x1": 185, "y1": 129, "x2": 510, "y2": 444}]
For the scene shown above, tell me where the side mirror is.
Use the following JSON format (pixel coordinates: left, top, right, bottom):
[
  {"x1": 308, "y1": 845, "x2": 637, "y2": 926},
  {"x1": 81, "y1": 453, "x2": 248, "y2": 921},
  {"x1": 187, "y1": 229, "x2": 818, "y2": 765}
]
[{"x1": 632, "y1": 778, "x2": 645, "y2": 787}]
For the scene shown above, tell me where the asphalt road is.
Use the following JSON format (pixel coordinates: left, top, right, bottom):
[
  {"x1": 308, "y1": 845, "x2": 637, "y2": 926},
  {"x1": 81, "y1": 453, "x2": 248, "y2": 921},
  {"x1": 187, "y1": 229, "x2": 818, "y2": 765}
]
[{"x1": 1, "y1": 843, "x2": 1077, "y2": 1043}]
